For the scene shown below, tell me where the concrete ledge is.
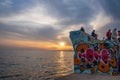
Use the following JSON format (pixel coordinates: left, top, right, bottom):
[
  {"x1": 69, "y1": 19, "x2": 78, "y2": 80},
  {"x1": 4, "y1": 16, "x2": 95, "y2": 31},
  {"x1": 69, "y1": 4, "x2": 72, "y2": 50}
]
[{"x1": 55, "y1": 73, "x2": 120, "y2": 80}]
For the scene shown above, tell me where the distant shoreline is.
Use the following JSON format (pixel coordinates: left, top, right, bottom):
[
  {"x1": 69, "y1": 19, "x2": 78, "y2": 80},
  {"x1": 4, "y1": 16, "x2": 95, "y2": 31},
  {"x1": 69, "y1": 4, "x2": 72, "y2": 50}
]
[{"x1": 0, "y1": 48, "x2": 73, "y2": 52}]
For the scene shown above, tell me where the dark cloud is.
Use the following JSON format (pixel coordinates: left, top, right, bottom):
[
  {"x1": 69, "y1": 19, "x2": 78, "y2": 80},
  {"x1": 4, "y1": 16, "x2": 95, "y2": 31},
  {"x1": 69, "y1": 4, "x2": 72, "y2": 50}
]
[
  {"x1": 0, "y1": 0, "x2": 35, "y2": 17},
  {"x1": 31, "y1": 26, "x2": 60, "y2": 42},
  {"x1": 1, "y1": 0, "x2": 120, "y2": 49},
  {"x1": 0, "y1": 23, "x2": 60, "y2": 42},
  {"x1": 0, "y1": 0, "x2": 99, "y2": 45},
  {"x1": 99, "y1": 0, "x2": 120, "y2": 21},
  {"x1": 40, "y1": 0, "x2": 98, "y2": 25},
  {"x1": 94, "y1": 0, "x2": 120, "y2": 39}
]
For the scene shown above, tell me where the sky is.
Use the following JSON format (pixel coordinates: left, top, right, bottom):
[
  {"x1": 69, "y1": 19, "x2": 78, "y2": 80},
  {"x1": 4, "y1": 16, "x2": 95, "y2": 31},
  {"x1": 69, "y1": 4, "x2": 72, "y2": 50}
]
[{"x1": 0, "y1": 0, "x2": 120, "y2": 50}]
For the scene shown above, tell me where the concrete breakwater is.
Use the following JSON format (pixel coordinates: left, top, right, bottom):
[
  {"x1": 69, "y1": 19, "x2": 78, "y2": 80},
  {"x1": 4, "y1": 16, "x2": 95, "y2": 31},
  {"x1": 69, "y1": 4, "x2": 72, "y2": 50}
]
[{"x1": 69, "y1": 30, "x2": 120, "y2": 76}]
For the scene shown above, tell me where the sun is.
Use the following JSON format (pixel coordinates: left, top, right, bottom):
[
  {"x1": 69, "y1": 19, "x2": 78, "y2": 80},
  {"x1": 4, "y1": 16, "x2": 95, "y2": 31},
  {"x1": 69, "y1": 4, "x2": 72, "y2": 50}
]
[{"x1": 59, "y1": 42, "x2": 65, "y2": 47}]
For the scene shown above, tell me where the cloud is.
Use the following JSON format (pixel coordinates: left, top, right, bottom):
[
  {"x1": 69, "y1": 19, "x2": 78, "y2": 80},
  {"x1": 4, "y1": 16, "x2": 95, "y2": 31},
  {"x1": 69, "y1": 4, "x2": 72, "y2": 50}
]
[
  {"x1": 99, "y1": 0, "x2": 120, "y2": 21},
  {"x1": 0, "y1": 23, "x2": 61, "y2": 42},
  {"x1": 0, "y1": 0, "x2": 98, "y2": 27},
  {"x1": 0, "y1": 0, "x2": 98, "y2": 44},
  {"x1": 0, "y1": 0, "x2": 13, "y2": 7},
  {"x1": 39, "y1": 0, "x2": 98, "y2": 25},
  {"x1": 91, "y1": 0, "x2": 120, "y2": 39},
  {"x1": 90, "y1": 12, "x2": 113, "y2": 30},
  {"x1": 1, "y1": 0, "x2": 120, "y2": 49},
  {"x1": 0, "y1": 5, "x2": 58, "y2": 26},
  {"x1": 0, "y1": 0, "x2": 35, "y2": 17}
]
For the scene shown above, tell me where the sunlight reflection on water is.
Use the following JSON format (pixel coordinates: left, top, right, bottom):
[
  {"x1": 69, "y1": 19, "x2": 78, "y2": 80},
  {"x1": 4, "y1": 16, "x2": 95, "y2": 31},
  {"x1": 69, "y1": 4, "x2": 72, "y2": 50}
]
[{"x1": 0, "y1": 50, "x2": 74, "y2": 80}]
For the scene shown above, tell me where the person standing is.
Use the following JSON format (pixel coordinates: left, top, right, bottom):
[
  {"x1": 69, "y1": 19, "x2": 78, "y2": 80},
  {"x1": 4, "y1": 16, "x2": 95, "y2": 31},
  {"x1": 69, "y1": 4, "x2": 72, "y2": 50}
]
[
  {"x1": 118, "y1": 30, "x2": 120, "y2": 37},
  {"x1": 111, "y1": 28, "x2": 117, "y2": 40},
  {"x1": 118, "y1": 30, "x2": 120, "y2": 42},
  {"x1": 106, "y1": 29, "x2": 111, "y2": 40}
]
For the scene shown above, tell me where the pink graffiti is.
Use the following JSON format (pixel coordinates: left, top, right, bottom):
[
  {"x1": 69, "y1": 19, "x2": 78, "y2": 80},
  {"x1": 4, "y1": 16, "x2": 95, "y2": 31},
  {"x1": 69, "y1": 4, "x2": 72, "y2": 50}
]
[
  {"x1": 85, "y1": 48, "x2": 94, "y2": 62},
  {"x1": 78, "y1": 48, "x2": 110, "y2": 64},
  {"x1": 78, "y1": 52, "x2": 85, "y2": 58},
  {"x1": 101, "y1": 49, "x2": 110, "y2": 64},
  {"x1": 94, "y1": 51, "x2": 101, "y2": 60}
]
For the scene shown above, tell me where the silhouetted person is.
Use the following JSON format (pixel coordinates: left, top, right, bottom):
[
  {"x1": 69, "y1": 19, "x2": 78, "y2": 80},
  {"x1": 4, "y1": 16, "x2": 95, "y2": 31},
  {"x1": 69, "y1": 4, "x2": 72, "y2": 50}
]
[
  {"x1": 106, "y1": 29, "x2": 111, "y2": 40},
  {"x1": 80, "y1": 27, "x2": 85, "y2": 32},
  {"x1": 91, "y1": 30, "x2": 97, "y2": 39}
]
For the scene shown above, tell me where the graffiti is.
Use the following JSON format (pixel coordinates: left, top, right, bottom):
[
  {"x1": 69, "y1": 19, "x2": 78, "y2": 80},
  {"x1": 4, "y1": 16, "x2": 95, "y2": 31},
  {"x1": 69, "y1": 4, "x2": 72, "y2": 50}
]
[
  {"x1": 98, "y1": 61, "x2": 110, "y2": 73},
  {"x1": 70, "y1": 30, "x2": 120, "y2": 75},
  {"x1": 74, "y1": 42, "x2": 119, "y2": 75}
]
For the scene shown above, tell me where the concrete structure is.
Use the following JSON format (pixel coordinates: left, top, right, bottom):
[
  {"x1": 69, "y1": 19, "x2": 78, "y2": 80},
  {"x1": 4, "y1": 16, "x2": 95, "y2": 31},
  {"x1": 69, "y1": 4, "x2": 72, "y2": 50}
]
[{"x1": 70, "y1": 30, "x2": 120, "y2": 75}]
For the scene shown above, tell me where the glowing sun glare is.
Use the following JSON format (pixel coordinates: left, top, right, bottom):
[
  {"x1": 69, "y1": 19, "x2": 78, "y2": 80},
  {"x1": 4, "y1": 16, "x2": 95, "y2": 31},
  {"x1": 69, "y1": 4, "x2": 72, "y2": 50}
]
[{"x1": 59, "y1": 42, "x2": 65, "y2": 47}]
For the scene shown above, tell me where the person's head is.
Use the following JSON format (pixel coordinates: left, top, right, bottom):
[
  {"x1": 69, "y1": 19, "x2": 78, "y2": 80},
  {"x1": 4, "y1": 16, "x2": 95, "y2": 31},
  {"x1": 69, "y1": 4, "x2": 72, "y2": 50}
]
[
  {"x1": 81, "y1": 27, "x2": 84, "y2": 29},
  {"x1": 93, "y1": 30, "x2": 95, "y2": 32},
  {"x1": 108, "y1": 29, "x2": 111, "y2": 32},
  {"x1": 114, "y1": 28, "x2": 117, "y2": 31}
]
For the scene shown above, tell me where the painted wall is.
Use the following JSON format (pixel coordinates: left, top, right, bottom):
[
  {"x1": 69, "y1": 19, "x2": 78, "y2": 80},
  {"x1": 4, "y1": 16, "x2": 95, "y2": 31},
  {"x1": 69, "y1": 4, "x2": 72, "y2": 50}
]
[{"x1": 70, "y1": 30, "x2": 120, "y2": 76}]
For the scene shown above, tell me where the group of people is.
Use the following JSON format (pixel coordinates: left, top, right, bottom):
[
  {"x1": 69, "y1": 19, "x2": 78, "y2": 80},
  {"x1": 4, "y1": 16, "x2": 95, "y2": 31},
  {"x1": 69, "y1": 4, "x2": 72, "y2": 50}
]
[
  {"x1": 106, "y1": 28, "x2": 120, "y2": 41},
  {"x1": 80, "y1": 27, "x2": 120, "y2": 41},
  {"x1": 80, "y1": 27, "x2": 98, "y2": 39}
]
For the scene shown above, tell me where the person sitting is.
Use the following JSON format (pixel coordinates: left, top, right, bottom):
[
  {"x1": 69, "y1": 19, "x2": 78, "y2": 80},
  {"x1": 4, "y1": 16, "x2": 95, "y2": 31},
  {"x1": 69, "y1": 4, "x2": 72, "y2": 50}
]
[
  {"x1": 91, "y1": 30, "x2": 97, "y2": 39},
  {"x1": 80, "y1": 27, "x2": 85, "y2": 32}
]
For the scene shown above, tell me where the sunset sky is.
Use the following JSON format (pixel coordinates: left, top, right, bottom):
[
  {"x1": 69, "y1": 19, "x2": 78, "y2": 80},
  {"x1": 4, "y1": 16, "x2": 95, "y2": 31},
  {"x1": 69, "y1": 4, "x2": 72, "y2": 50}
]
[{"x1": 0, "y1": 0, "x2": 120, "y2": 50}]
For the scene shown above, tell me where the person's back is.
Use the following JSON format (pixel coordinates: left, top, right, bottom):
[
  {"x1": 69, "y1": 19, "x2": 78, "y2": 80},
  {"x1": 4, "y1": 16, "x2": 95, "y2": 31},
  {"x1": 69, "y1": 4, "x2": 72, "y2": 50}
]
[
  {"x1": 118, "y1": 31, "x2": 120, "y2": 36},
  {"x1": 106, "y1": 29, "x2": 111, "y2": 40},
  {"x1": 118, "y1": 31, "x2": 120, "y2": 42},
  {"x1": 111, "y1": 28, "x2": 117, "y2": 40}
]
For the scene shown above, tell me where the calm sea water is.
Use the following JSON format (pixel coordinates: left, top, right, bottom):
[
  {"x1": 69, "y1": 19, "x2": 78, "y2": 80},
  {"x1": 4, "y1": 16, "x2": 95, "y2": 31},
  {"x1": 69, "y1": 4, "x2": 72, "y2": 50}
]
[{"x1": 0, "y1": 50, "x2": 74, "y2": 80}]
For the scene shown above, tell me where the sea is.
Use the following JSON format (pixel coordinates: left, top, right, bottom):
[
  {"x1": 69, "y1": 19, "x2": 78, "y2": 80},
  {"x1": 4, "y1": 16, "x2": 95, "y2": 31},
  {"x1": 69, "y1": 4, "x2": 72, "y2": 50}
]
[{"x1": 0, "y1": 50, "x2": 74, "y2": 80}]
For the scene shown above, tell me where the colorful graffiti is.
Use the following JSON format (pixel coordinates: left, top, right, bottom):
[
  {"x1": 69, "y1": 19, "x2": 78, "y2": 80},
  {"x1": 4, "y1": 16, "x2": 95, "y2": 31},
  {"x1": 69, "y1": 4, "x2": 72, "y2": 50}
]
[
  {"x1": 74, "y1": 42, "x2": 119, "y2": 75},
  {"x1": 70, "y1": 30, "x2": 120, "y2": 76}
]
